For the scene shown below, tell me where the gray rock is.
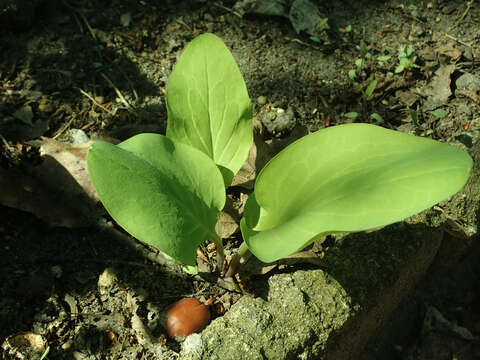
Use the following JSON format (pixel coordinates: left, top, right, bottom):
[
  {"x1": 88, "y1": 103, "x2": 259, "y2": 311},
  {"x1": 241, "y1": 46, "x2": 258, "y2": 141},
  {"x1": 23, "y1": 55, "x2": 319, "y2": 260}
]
[
  {"x1": 258, "y1": 107, "x2": 296, "y2": 136},
  {"x1": 455, "y1": 73, "x2": 480, "y2": 93},
  {"x1": 181, "y1": 222, "x2": 447, "y2": 359}
]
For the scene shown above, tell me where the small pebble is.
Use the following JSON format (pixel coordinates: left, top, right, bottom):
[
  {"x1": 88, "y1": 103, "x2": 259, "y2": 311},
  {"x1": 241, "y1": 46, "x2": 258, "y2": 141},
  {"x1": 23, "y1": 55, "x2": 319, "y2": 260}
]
[
  {"x1": 98, "y1": 267, "x2": 118, "y2": 299},
  {"x1": 203, "y1": 13, "x2": 214, "y2": 22},
  {"x1": 207, "y1": 243, "x2": 216, "y2": 252},
  {"x1": 257, "y1": 96, "x2": 267, "y2": 105},
  {"x1": 38, "y1": 99, "x2": 54, "y2": 113},
  {"x1": 67, "y1": 129, "x2": 90, "y2": 145}
]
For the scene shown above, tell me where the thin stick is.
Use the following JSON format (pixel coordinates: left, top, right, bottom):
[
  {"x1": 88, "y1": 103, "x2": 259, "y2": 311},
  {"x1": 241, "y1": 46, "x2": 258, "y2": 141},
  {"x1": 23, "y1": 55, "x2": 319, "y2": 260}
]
[
  {"x1": 444, "y1": 33, "x2": 472, "y2": 48},
  {"x1": 211, "y1": 2, "x2": 243, "y2": 18},
  {"x1": 116, "y1": 66, "x2": 139, "y2": 102},
  {"x1": 101, "y1": 73, "x2": 136, "y2": 113},
  {"x1": 211, "y1": 234, "x2": 225, "y2": 275},
  {"x1": 77, "y1": 87, "x2": 115, "y2": 115},
  {"x1": 62, "y1": 0, "x2": 96, "y2": 40}
]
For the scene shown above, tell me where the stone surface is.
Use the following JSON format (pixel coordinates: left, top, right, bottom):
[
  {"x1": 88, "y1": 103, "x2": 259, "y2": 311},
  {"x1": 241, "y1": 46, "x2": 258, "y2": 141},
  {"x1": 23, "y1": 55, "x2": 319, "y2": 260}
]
[{"x1": 180, "y1": 222, "x2": 444, "y2": 359}]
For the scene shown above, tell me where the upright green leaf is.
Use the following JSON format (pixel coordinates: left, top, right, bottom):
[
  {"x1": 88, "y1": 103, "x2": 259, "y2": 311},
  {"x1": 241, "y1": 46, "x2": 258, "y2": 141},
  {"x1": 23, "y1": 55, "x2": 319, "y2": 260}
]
[
  {"x1": 241, "y1": 123, "x2": 472, "y2": 263},
  {"x1": 87, "y1": 134, "x2": 226, "y2": 265},
  {"x1": 166, "y1": 33, "x2": 253, "y2": 186}
]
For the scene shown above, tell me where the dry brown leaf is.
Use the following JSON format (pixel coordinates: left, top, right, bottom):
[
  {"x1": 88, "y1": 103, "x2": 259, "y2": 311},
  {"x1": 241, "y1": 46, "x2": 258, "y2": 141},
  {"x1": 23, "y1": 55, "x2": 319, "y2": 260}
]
[
  {"x1": 1, "y1": 332, "x2": 47, "y2": 357},
  {"x1": 422, "y1": 64, "x2": 455, "y2": 110},
  {"x1": 435, "y1": 42, "x2": 462, "y2": 63},
  {"x1": 39, "y1": 137, "x2": 98, "y2": 201},
  {"x1": 0, "y1": 137, "x2": 106, "y2": 227},
  {"x1": 218, "y1": 211, "x2": 239, "y2": 238},
  {"x1": 395, "y1": 89, "x2": 421, "y2": 107},
  {"x1": 231, "y1": 130, "x2": 273, "y2": 189},
  {"x1": 0, "y1": 166, "x2": 90, "y2": 227},
  {"x1": 455, "y1": 89, "x2": 480, "y2": 104}
]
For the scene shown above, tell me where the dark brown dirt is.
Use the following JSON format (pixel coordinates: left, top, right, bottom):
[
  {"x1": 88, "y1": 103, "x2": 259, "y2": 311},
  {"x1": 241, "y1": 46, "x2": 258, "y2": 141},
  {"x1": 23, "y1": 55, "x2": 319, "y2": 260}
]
[{"x1": 1, "y1": 0, "x2": 479, "y2": 359}]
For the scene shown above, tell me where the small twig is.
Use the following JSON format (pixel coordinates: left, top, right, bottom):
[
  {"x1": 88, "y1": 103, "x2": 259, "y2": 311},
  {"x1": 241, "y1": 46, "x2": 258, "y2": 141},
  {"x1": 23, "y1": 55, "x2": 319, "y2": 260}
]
[
  {"x1": 79, "y1": 12, "x2": 97, "y2": 40},
  {"x1": 0, "y1": 133, "x2": 13, "y2": 152},
  {"x1": 287, "y1": 37, "x2": 321, "y2": 50},
  {"x1": 399, "y1": 9, "x2": 472, "y2": 48},
  {"x1": 176, "y1": 19, "x2": 191, "y2": 31},
  {"x1": 211, "y1": 2, "x2": 243, "y2": 18},
  {"x1": 77, "y1": 87, "x2": 115, "y2": 115},
  {"x1": 450, "y1": 1, "x2": 472, "y2": 30},
  {"x1": 52, "y1": 116, "x2": 74, "y2": 139},
  {"x1": 101, "y1": 73, "x2": 136, "y2": 113},
  {"x1": 70, "y1": 11, "x2": 84, "y2": 35},
  {"x1": 116, "y1": 66, "x2": 139, "y2": 102},
  {"x1": 62, "y1": 0, "x2": 96, "y2": 39},
  {"x1": 444, "y1": 33, "x2": 472, "y2": 48}
]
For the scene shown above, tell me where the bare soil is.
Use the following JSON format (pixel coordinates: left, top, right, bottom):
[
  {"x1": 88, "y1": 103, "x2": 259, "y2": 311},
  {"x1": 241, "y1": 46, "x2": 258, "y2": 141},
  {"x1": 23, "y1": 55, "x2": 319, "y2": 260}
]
[{"x1": 1, "y1": 0, "x2": 479, "y2": 359}]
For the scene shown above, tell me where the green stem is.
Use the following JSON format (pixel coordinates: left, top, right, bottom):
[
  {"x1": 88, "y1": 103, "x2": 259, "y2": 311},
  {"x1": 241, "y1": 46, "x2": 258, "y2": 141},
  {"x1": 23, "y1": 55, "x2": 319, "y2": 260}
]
[
  {"x1": 236, "y1": 241, "x2": 249, "y2": 258},
  {"x1": 224, "y1": 241, "x2": 250, "y2": 278}
]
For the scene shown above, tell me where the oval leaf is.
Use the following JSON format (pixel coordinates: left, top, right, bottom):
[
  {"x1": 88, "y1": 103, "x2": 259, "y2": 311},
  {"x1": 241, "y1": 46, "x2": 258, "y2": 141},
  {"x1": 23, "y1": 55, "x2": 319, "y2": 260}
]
[
  {"x1": 242, "y1": 123, "x2": 473, "y2": 263},
  {"x1": 166, "y1": 33, "x2": 253, "y2": 186},
  {"x1": 87, "y1": 134, "x2": 225, "y2": 265}
]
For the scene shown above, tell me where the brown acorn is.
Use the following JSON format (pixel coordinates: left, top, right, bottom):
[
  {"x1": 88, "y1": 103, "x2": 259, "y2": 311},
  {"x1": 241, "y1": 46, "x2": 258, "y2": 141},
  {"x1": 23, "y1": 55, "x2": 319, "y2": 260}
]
[{"x1": 165, "y1": 298, "x2": 210, "y2": 340}]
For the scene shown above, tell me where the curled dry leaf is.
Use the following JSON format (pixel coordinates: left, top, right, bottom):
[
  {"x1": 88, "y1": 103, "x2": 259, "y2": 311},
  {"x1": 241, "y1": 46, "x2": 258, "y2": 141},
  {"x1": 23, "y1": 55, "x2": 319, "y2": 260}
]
[
  {"x1": 0, "y1": 137, "x2": 105, "y2": 227},
  {"x1": 38, "y1": 137, "x2": 99, "y2": 201},
  {"x1": 218, "y1": 211, "x2": 239, "y2": 238},
  {"x1": 1, "y1": 332, "x2": 47, "y2": 358},
  {"x1": 422, "y1": 64, "x2": 455, "y2": 110},
  {"x1": 231, "y1": 130, "x2": 273, "y2": 189},
  {"x1": 0, "y1": 166, "x2": 88, "y2": 227},
  {"x1": 435, "y1": 42, "x2": 462, "y2": 63}
]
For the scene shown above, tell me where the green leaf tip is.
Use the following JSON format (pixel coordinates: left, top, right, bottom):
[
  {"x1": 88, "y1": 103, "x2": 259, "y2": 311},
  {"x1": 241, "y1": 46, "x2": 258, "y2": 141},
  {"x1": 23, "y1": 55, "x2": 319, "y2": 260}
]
[
  {"x1": 87, "y1": 134, "x2": 225, "y2": 265},
  {"x1": 166, "y1": 33, "x2": 253, "y2": 187},
  {"x1": 242, "y1": 123, "x2": 473, "y2": 263}
]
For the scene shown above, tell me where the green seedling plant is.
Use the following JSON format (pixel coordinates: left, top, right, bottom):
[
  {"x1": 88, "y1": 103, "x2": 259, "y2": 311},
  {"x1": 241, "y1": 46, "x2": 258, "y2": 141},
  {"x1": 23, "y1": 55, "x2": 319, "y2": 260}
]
[
  {"x1": 87, "y1": 33, "x2": 473, "y2": 274},
  {"x1": 396, "y1": 45, "x2": 418, "y2": 74},
  {"x1": 430, "y1": 109, "x2": 448, "y2": 119},
  {"x1": 348, "y1": 40, "x2": 370, "y2": 80},
  {"x1": 310, "y1": 17, "x2": 329, "y2": 44}
]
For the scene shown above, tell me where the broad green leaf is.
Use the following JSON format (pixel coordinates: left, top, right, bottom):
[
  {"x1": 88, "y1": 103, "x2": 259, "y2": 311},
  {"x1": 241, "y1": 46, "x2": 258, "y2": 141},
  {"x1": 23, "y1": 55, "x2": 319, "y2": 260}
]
[
  {"x1": 344, "y1": 112, "x2": 359, "y2": 119},
  {"x1": 370, "y1": 113, "x2": 384, "y2": 123},
  {"x1": 364, "y1": 79, "x2": 377, "y2": 98},
  {"x1": 395, "y1": 64, "x2": 405, "y2": 73},
  {"x1": 317, "y1": 17, "x2": 329, "y2": 29},
  {"x1": 377, "y1": 55, "x2": 391, "y2": 62},
  {"x1": 241, "y1": 123, "x2": 472, "y2": 263},
  {"x1": 166, "y1": 33, "x2": 253, "y2": 187},
  {"x1": 409, "y1": 109, "x2": 418, "y2": 124},
  {"x1": 430, "y1": 109, "x2": 448, "y2": 118},
  {"x1": 87, "y1": 134, "x2": 225, "y2": 265},
  {"x1": 360, "y1": 40, "x2": 368, "y2": 56}
]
